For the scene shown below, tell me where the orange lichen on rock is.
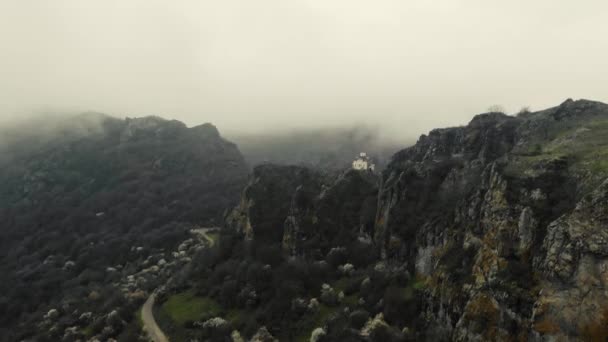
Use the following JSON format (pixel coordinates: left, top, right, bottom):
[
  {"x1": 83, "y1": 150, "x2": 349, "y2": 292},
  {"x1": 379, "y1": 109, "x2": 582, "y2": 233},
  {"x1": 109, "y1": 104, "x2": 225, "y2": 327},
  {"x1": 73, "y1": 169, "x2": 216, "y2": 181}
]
[{"x1": 462, "y1": 293, "x2": 500, "y2": 338}]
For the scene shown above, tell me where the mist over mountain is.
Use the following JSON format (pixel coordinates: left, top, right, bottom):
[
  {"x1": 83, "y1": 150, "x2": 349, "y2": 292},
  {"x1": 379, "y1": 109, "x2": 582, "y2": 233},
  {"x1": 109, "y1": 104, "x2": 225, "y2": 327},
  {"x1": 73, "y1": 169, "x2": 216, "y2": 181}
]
[
  {"x1": 0, "y1": 113, "x2": 249, "y2": 340},
  {"x1": 228, "y1": 126, "x2": 407, "y2": 171},
  {"x1": 194, "y1": 99, "x2": 608, "y2": 341},
  {"x1": 3, "y1": 2, "x2": 608, "y2": 138},
  {"x1": 2, "y1": 2, "x2": 608, "y2": 340},
  {"x1": 0, "y1": 112, "x2": 403, "y2": 341},
  {"x1": 1, "y1": 99, "x2": 608, "y2": 341}
]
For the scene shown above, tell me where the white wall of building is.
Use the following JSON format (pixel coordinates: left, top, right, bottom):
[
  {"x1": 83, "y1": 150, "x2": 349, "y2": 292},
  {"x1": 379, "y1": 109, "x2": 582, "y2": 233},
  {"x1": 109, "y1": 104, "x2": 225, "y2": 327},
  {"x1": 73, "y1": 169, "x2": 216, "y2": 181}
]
[
  {"x1": 352, "y1": 152, "x2": 375, "y2": 171},
  {"x1": 352, "y1": 159, "x2": 368, "y2": 170}
]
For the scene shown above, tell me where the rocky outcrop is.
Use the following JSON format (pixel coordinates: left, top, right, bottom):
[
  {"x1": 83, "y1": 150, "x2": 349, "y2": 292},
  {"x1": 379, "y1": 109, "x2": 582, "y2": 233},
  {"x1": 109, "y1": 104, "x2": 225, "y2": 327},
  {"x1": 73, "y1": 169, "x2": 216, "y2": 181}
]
[
  {"x1": 226, "y1": 165, "x2": 324, "y2": 243},
  {"x1": 373, "y1": 99, "x2": 608, "y2": 340},
  {"x1": 221, "y1": 99, "x2": 608, "y2": 341},
  {"x1": 530, "y1": 179, "x2": 608, "y2": 340},
  {"x1": 285, "y1": 169, "x2": 378, "y2": 258},
  {"x1": 226, "y1": 166, "x2": 378, "y2": 258}
]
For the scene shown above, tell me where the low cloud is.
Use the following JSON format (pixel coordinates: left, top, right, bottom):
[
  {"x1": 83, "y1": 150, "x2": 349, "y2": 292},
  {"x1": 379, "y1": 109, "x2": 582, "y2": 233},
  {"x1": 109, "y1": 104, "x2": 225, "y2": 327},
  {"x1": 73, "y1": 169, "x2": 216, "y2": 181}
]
[{"x1": 1, "y1": 1, "x2": 607, "y2": 142}]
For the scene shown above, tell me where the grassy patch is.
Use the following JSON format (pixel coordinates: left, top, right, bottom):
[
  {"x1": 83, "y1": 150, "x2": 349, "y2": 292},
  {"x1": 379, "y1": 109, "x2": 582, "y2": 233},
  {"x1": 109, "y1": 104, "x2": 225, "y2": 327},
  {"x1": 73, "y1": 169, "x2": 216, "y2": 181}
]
[
  {"x1": 207, "y1": 232, "x2": 220, "y2": 245},
  {"x1": 506, "y1": 118, "x2": 608, "y2": 181},
  {"x1": 82, "y1": 325, "x2": 94, "y2": 338},
  {"x1": 136, "y1": 309, "x2": 143, "y2": 328},
  {"x1": 161, "y1": 290, "x2": 221, "y2": 325},
  {"x1": 314, "y1": 304, "x2": 336, "y2": 327},
  {"x1": 342, "y1": 294, "x2": 359, "y2": 307},
  {"x1": 294, "y1": 304, "x2": 336, "y2": 342},
  {"x1": 412, "y1": 279, "x2": 427, "y2": 291},
  {"x1": 332, "y1": 278, "x2": 352, "y2": 294},
  {"x1": 158, "y1": 290, "x2": 251, "y2": 340},
  {"x1": 294, "y1": 277, "x2": 366, "y2": 342},
  {"x1": 225, "y1": 308, "x2": 247, "y2": 326}
]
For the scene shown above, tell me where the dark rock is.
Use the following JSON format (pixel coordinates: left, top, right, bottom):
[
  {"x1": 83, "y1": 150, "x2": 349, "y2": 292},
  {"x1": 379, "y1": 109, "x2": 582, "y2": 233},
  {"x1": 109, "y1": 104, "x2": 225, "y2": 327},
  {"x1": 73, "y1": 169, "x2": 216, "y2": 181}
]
[{"x1": 373, "y1": 99, "x2": 608, "y2": 340}]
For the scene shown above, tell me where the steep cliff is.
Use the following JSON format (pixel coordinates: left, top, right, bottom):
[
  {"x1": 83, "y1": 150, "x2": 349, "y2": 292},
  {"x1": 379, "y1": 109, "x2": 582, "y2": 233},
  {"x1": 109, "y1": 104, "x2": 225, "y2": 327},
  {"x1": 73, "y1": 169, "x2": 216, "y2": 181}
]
[
  {"x1": 223, "y1": 99, "x2": 608, "y2": 341},
  {"x1": 226, "y1": 165, "x2": 379, "y2": 259},
  {"x1": 226, "y1": 164, "x2": 325, "y2": 244},
  {"x1": 375, "y1": 99, "x2": 608, "y2": 340},
  {"x1": 284, "y1": 169, "x2": 379, "y2": 259}
]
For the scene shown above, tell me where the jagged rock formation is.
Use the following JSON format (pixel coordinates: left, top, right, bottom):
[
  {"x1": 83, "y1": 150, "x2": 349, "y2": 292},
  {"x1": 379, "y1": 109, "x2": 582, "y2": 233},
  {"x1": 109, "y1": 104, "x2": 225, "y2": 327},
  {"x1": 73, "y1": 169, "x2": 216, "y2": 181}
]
[
  {"x1": 226, "y1": 166, "x2": 378, "y2": 259},
  {"x1": 284, "y1": 169, "x2": 378, "y2": 259},
  {"x1": 375, "y1": 99, "x2": 608, "y2": 340},
  {"x1": 533, "y1": 179, "x2": 608, "y2": 340},
  {"x1": 226, "y1": 165, "x2": 325, "y2": 243},
  {"x1": 227, "y1": 99, "x2": 608, "y2": 341}
]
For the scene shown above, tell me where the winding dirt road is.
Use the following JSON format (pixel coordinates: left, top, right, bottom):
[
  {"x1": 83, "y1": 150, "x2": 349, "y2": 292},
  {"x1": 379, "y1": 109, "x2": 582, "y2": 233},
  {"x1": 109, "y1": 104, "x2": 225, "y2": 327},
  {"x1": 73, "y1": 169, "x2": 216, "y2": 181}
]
[
  {"x1": 140, "y1": 227, "x2": 217, "y2": 342},
  {"x1": 141, "y1": 292, "x2": 169, "y2": 342}
]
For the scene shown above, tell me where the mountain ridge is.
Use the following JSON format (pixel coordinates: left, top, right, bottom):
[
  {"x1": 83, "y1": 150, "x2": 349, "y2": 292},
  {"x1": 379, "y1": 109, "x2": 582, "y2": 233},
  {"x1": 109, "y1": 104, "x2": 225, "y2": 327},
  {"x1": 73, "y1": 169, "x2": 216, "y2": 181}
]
[
  {"x1": 3, "y1": 98, "x2": 608, "y2": 341},
  {"x1": 0, "y1": 113, "x2": 249, "y2": 341},
  {"x1": 204, "y1": 98, "x2": 608, "y2": 341}
]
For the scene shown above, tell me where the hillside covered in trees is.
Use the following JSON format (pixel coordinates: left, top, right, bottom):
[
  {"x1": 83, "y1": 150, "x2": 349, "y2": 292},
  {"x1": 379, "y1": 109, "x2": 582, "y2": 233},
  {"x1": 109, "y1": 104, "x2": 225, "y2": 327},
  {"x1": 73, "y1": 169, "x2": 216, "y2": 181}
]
[{"x1": 0, "y1": 113, "x2": 249, "y2": 341}]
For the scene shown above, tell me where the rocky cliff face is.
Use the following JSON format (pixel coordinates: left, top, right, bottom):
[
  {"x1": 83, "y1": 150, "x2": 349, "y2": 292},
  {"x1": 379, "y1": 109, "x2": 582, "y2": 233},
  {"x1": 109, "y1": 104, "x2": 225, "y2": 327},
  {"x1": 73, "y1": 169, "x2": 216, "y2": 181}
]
[
  {"x1": 227, "y1": 99, "x2": 608, "y2": 341},
  {"x1": 375, "y1": 99, "x2": 608, "y2": 340},
  {"x1": 226, "y1": 164, "x2": 325, "y2": 244},
  {"x1": 285, "y1": 169, "x2": 379, "y2": 259},
  {"x1": 227, "y1": 166, "x2": 379, "y2": 259},
  {"x1": 532, "y1": 179, "x2": 608, "y2": 337}
]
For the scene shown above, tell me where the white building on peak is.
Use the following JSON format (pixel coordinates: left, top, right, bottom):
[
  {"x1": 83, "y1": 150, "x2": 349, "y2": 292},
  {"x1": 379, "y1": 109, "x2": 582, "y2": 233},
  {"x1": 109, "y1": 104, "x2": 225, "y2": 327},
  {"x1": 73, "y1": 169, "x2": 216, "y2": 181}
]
[{"x1": 352, "y1": 152, "x2": 375, "y2": 171}]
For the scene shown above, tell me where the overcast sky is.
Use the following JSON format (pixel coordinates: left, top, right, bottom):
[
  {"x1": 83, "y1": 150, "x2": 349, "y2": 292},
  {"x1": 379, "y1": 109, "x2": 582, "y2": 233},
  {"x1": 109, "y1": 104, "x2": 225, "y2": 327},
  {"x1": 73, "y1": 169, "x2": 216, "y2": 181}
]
[{"x1": 1, "y1": 0, "x2": 607, "y2": 139}]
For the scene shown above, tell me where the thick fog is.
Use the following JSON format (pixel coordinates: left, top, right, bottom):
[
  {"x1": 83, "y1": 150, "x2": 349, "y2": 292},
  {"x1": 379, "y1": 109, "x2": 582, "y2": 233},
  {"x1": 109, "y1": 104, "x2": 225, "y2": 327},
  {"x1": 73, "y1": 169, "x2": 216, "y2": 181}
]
[{"x1": 1, "y1": 0, "x2": 608, "y2": 141}]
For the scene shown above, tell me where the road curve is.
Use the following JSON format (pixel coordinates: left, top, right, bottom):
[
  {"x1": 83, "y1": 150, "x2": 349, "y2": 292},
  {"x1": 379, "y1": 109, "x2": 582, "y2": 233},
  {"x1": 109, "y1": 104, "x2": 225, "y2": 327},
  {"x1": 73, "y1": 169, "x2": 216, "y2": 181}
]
[
  {"x1": 190, "y1": 227, "x2": 217, "y2": 247},
  {"x1": 141, "y1": 292, "x2": 169, "y2": 342},
  {"x1": 141, "y1": 227, "x2": 217, "y2": 342}
]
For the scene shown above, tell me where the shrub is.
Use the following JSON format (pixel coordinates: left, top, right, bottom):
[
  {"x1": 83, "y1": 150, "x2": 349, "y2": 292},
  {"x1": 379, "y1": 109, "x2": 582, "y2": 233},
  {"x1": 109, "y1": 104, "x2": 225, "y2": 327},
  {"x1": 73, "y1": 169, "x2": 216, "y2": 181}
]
[
  {"x1": 487, "y1": 105, "x2": 505, "y2": 114},
  {"x1": 349, "y1": 309, "x2": 370, "y2": 329},
  {"x1": 383, "y1": 286, "x2": 418, "y2": 326},
  {"x1": 517, "y1": 106, "x2": 532, "y2": 116},
  {"x1": 326, "y1": 247, "x2": 348, "y2": 268}
]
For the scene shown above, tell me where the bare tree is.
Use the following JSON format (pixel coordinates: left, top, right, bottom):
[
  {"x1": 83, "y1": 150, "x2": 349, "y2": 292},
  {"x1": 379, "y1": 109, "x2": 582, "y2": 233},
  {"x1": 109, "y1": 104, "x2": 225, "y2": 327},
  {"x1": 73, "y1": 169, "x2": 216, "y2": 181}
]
[
  {"x1": 517, "y1": 106, "x2": 531, "y2": 116},
  {"x1": 487, "y1": 105, "x2": 505, "y2": 114}
]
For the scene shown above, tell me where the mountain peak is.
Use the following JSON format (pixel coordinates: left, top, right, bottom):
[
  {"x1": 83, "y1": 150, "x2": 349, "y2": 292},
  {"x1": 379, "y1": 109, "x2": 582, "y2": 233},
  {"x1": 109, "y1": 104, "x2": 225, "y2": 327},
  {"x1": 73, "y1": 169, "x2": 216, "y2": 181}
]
[
  {"x1": 190, "y1": 123, "x2": 220, "y2": 138},
  {"x1": 468, "y1": 111, "x2": 515, "y2": 127}
]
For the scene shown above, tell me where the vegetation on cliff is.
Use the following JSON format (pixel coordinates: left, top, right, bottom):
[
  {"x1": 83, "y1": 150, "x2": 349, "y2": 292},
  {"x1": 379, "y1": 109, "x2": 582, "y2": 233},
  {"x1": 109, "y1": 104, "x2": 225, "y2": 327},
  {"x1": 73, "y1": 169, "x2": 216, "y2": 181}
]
[{"x1": 166, "y1": 99, "x2": 608, "y2": 341}]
